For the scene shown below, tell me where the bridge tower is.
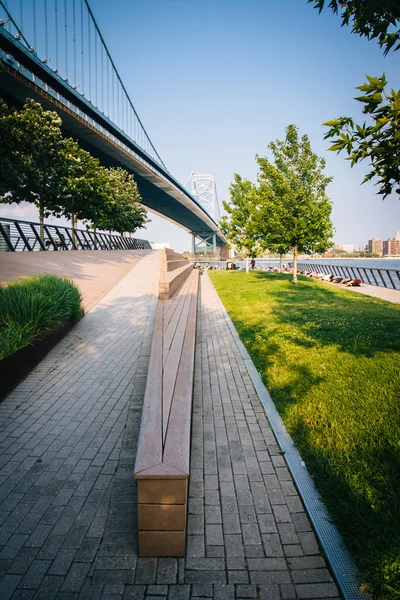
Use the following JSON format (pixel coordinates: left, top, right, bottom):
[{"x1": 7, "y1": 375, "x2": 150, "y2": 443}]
[{"x1": 187, "y1": 172, "x2": 220, "y2": 255}]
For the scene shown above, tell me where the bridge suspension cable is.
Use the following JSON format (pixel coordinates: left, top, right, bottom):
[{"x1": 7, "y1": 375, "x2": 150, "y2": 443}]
[{"x1": 0, "y1": 0, "x2": 167, "y2": 170}]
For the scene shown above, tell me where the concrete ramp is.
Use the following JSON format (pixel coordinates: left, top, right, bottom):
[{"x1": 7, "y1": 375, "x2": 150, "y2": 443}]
[{"x1": 0, "y1": 249, "x2": 153, "y2": 311}]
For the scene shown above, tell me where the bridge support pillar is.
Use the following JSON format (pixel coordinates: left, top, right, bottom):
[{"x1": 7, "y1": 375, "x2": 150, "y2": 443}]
[{"x1": 191, "y1": 232, "x2": 217, "y2": 256}]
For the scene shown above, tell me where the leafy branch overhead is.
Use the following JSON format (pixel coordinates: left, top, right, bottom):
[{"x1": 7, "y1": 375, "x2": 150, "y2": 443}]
[
  {"x1": 309, "y1": 2, "x2": 400, "y2": 198},
  {"x1": 323, "y1": 75, "x2": 400, "y2": 197},
  {"x1": 308, "y1": 0, "x2": 400, "y2": 55}
]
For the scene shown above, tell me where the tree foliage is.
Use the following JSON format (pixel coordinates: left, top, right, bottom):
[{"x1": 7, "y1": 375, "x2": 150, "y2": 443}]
[
  {"x1": 323, "y1": 75, "x2": 400, "y2": 197},
  {"x1": 221, "y1": 126, "x2": 333, "y2": 283},
  {"x1": 256, "y1": 125, "x2": 334, "y2": 283},
  {"x1": 58, "y1": 138, "x2": 109, "y2": 228},
  {"x1": 0, "y1": 98, "x2": 149, "y2": 236},
  {"x1": 308, "y1": 0, "x2": 400, "y2": 55},
  {"x1": 0, "y1": 98, "x2": 68, "y2": 223},
  {"x1": 93, "y1": 168, "x2": 149, "y2": 235},
  {"x1": 220, "y1": 175, "x2": 260, "y2": 270},
  {"x1": 309, "y1": 1, "x2": 400, "y2": 198}
]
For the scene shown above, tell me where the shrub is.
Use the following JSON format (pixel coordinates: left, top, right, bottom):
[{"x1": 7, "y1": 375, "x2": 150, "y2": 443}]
[{"x1": 0, "y1": 274, "x2": 82, "y2": 359}]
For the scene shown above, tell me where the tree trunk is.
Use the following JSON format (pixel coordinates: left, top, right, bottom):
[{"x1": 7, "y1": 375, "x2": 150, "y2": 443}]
[
  {"x1": 279, "y1": 254, "x2": 283, "y2": 273},
  {"x1": 39, "y1": 203, "x2": 44, "y2": 245},
  {"x1": 71, "y1": 214, "x2": 77, "y2": 246},
  {"x1": 293, "y1": 244, "x2": 298, "y2": 284}
]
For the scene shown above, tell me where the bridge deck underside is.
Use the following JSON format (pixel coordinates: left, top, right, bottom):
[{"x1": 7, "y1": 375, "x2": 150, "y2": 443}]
[{"x1": 0, "y1": 54, "x2": 225, "y2": 245}]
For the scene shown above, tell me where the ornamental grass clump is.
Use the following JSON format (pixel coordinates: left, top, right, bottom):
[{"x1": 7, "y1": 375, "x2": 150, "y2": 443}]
[{"x1": 0, "y1": 274, "x2": 82, "y2": 360}]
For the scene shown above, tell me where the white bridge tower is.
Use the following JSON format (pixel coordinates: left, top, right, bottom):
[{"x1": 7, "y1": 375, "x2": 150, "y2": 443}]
[{"x1": 187, "y1": 172, "x2": 221, "y2": 255}]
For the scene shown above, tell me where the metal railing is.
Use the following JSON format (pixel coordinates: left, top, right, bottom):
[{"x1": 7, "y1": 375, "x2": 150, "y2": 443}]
[
  {"x1": 0, "y1": 217, "x2": 151, "y2": 252},
  {"x1": 291, "y1": 262, "x2": 400, "y2": 291}
]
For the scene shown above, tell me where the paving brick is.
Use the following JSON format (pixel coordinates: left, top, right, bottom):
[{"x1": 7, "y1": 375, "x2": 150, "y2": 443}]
[
  {"x1": 236, "y1": 584, "x2": 257, "y2": 597},
  {"x1": 257, "y1": 584, "x2": 280, "y2": 600},
  {"x1": 295, "y1": 582, "x2": 339, "y2": 598},
  {"x1": 205, "y1": 524, "x2": 223, "y2": 546},
  {"x1": 156, "y1": 558, "x2": 178, "y2": 584},
  {"x1": 18, "y1": 559, "x2": 51, "y2": 589},
  {"x1": 167, "y1": 584, "x2": 190, "y2": 599},
  {"x1": 206, "y1": 545, "x2": 224, "y2": 558},
  {"x1": 280, "y1": 583, "x2": 297, "y2": 599},
  {"x1": 190, "y1": 583, "x2": 213, "y2": 597},
  {"x1": 298, "y1": 532, "x2": 320, "y2": 556}
]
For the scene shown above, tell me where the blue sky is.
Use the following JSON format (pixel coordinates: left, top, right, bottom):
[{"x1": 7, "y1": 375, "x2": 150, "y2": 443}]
[{"x1": 1, "y1": 0, "x2": 399, "y2": 251}]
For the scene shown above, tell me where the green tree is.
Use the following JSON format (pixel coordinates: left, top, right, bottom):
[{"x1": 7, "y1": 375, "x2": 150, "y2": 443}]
[
  {"x1": 93, "y1": 167, "x2": 149, "y2": 236},
  {"x1": 309, "y1": 1, "x2": 400, "y2": 197},
  {"x1": 219, "y1": 174, "x2": 260, "y2": 272},
  {"x1": 308, "y1": 0, "x2": 400, "y2": 55},
  {"x1": 58, "y1": 138, "x2": 109, "y2": 229},
  {"x1": 0, "y1": 98, "x2": 67, "y2": 226},
  {"x1": 256, "y1": 125, "x2": 334, "y2": 284}
]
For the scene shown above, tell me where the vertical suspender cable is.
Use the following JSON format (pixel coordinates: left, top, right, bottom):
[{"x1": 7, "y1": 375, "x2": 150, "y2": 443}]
[
  {"x1": 33, "y1": 0, "x2": 36, "y2": 49},
  {"x1": 73, "y1": 0, "x2": 76, "y2": 86},
  {"x1": 81, "y1": 0, "x2": 84, "y2": 92},
  {"x1": 4, "y1": 0, "x2": 9, "y2": 32},
  {"x1": 94, "y1": 27, "x2": 97, "y2": 105},
  {"x1": 88, "y1": 10, "x2": 91, "y2": 100},
  {"x1": 44, "y1": 0, "x2": 48, "y2": 60},
  {"x1": 55, "y1": 0, "x2": 59, "y2": 70},
  {"x1": 101, "y1": 45, "x2": 104, "y2": 111},
  {"x1": 19, "y1": 0, "x2": 23, "y2": 37},
  {"x1": 64, "y1": 0, "x2": 68, "y2": 79},
  {"x1": 107, "y1": 56, "x2": 109, "y2": 117}
]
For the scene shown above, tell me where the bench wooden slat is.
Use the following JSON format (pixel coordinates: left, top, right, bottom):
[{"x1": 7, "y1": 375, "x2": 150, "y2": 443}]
[
  {"x1": 162, "y1": 284, "x2": 193, "y2": 442},
  {"x1": 163, "y1": 273, "x2": 193, "y2": 341},
  {"x1": 163, "y1": 270, "x2": 198, "y2": 475},
  {"x1": 133, "y1": 300, "x2": 164, "y2": 476},
  {"x1": 163, "y1": 271, "x2": 195, "y2": 364}
]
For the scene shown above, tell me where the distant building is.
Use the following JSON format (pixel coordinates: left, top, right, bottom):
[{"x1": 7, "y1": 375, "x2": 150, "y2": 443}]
[
  {"x1": 367, "y1": 238, "x2": 383, "y2": 255},
  {"x1": 383, "y1": 238, "x2": 400, "y2": 256},
  {"x1": 341, "y1": 244, "x2": 354, "y2": 253},
  {"x1": 153, "y1": 242, "x2": 172, "y2": 250},
  {"x1": 395, "y1": 231, "x2": 400, "y2": 241}
]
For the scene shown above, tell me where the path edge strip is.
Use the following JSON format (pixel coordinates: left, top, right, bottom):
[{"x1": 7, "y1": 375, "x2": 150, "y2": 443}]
[{"x1": 207, "y1": 273, "x2": 368, "y2": 600}]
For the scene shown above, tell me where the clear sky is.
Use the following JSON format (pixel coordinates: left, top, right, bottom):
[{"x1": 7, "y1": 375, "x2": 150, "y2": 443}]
[{"x1": 1, "y1": 0, "x2": 399, "y2": 251}]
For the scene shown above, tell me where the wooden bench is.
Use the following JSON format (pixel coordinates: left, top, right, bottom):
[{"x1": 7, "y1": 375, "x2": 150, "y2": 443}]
[
  {"x1": 158, "y1": 248, "x2": 193, "y2": 300},
  {"x1": 133, "y1": 267, "x2": 199, "y2": 556}
]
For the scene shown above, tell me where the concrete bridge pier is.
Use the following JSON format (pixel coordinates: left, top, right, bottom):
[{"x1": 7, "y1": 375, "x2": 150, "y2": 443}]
[{"x1": 191, "y1": 231, "x2": 217, "y2": 255}]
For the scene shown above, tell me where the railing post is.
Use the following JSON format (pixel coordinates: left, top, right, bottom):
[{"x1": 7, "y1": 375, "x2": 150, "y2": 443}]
[
  {"x1": 43, "y1": 225, "x2": 58, "y2": 250},
  {"x1": 14, "y1": 221, "x2": 32, "y2": 251},
  {"x1": 0, "y1": 222, "x2": 14, "y2": 251},
  {"x1": 65, "y1": 227, "x2": 78, "y2": 250}
]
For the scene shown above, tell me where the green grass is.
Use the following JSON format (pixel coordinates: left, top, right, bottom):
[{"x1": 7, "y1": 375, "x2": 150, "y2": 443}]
[
  {"x1": 209, "y1": 270, "x2": 400, "y2": 599},
  {"x1": 0, "y1": 274, "x2": 83, "y2": 360}
]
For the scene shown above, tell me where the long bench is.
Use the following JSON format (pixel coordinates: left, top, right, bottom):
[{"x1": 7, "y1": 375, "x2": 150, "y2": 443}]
[
  {"x1": 158, "y1": 248, "x2": 193, "y2": 300},
  {"x1": 133, "y1": 262, "x2": 199, "y2": 557}
]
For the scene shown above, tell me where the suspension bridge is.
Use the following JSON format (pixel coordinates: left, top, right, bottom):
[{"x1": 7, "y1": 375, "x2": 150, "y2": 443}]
[{"x1": 0, "y1": 0, "x2": 227, "y2": 252}]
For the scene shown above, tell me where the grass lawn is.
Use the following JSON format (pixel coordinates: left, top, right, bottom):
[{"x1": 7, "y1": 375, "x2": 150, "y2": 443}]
[
  {"x1": 0, "y1": 274, "x2": 82, "y2": 360},
  {"x1": 209, "y1": 270, "x2": 400, "y2": 599}
]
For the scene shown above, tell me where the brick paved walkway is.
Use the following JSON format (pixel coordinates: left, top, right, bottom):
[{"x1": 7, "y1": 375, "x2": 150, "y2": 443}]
[{"x1": 0, "y1": 260, "x2": 341, "y2": 600}]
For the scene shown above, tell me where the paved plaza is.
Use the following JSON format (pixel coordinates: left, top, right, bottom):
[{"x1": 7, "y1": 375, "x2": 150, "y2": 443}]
[{"x1": 0, "y1": 254, "x2": 340, "y2": 599}]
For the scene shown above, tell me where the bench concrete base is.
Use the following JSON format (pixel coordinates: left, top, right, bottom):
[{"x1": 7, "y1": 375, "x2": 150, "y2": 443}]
[{"x1": 137, "y1": 478, "x2": 188, "y2": 556}]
